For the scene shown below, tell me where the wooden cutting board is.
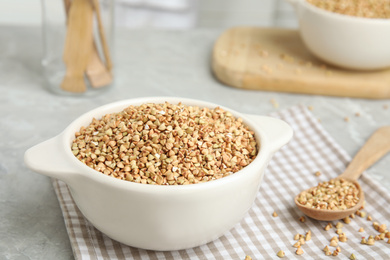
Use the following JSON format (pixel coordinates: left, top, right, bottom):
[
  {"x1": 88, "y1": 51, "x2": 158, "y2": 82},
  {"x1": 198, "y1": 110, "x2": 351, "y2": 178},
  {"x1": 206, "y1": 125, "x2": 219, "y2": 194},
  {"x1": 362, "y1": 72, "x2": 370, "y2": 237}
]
[{"x1": 212, "y1": 27, "x2": 390, "y2": 99}]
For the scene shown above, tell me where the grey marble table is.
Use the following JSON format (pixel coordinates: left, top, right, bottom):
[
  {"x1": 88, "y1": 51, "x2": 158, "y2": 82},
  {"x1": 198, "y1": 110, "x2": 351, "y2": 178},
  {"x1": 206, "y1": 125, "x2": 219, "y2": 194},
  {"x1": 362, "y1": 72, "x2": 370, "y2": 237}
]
[{"x1": 0, "y1": 26, "x2": 389, "y2": 260}]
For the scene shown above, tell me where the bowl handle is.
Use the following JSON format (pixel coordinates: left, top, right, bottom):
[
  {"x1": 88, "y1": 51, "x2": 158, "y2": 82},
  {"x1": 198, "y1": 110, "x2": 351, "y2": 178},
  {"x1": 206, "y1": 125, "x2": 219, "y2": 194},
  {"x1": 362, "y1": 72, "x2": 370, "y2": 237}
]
[
  {"x1": 246, "y1": 115, "x2": 293, "y2": 153},
  {"x1": 24, "y1": 135, "x2": 78, "y2": 182}
]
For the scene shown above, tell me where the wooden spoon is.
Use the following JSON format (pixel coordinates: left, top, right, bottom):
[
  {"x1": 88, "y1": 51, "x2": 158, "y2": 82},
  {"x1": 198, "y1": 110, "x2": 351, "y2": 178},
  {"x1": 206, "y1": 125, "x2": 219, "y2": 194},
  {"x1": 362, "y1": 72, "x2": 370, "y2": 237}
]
[
  {"x1": 91, "y1": 0, "x2": 113, "y2": 72},
  {"x1": 295, "y1": 126, "x2": 390, "y2": 221},
  {"x1": 61, "y1": 0, "x2": 94, "y2": 93}
]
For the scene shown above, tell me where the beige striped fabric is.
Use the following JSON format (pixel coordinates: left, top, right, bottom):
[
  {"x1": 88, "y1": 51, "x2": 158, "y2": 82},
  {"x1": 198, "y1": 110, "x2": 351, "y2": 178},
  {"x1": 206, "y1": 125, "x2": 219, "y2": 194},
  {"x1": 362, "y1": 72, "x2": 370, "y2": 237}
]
[{"x1": 53, "y1": 105, "x2": 390, "y2": 259}]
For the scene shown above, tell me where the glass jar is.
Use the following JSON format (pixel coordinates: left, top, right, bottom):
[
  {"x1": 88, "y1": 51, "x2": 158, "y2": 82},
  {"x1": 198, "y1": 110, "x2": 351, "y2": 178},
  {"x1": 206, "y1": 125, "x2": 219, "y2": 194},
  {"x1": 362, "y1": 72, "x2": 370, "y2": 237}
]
[{"x1": 41, "y1": 0, "x2": 114, "y2": 96}]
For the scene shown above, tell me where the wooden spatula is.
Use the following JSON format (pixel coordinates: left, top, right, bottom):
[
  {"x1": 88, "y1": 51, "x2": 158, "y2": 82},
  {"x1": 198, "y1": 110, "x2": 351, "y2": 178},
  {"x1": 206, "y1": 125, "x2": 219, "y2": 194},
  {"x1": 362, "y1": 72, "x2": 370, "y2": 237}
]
[{"x1": 61, "y1": 0, "x2": 94, "y2": 93}]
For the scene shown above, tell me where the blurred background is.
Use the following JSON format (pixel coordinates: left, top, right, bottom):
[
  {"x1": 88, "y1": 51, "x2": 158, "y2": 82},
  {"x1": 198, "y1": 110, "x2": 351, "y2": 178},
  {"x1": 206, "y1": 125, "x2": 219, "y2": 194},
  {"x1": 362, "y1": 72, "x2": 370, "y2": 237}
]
[{"x1": 0, "y1": 0, "x2": 298, "y2": 29}]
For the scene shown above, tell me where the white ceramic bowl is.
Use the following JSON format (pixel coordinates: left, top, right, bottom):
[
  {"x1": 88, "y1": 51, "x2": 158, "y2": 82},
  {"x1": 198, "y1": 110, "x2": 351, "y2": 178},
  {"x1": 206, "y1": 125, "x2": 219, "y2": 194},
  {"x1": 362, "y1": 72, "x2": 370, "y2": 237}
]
[
  {"x1": 288, "y1": 0, "x2": 390, "y2": 70},
  {"x1": 24, "y1": 97, "x2": 293, "y2": 251}
]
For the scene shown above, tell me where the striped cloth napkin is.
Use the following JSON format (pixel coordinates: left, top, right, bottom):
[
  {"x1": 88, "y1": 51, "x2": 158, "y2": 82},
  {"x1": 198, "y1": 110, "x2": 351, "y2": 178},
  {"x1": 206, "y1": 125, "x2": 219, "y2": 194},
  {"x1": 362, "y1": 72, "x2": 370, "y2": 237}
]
[{"x1": 53, "y1": 105, "x2": 390, "y2": 259}]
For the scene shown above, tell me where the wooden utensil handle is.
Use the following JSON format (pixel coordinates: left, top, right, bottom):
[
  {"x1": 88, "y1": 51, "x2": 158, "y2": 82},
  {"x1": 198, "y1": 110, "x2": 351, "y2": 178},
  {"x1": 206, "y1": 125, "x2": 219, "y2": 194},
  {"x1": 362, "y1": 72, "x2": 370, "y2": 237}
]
[
  {"x1": 91, "y1": 0, "x2": 113, "y2": 72},
  {"x1": 340, "y1": 126, "x2": 390, "y2": 180}
]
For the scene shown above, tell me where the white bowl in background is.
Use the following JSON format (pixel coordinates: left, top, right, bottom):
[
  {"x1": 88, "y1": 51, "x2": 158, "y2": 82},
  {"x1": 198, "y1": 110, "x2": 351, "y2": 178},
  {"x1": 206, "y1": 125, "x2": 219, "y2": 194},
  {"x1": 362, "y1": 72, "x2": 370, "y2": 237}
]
[
  {"x1": 288, "y1": 0, "x2": 390, "y2": 70},
  {"x1": 24, "y1": 97, "x2": 293, "y2": 251}
]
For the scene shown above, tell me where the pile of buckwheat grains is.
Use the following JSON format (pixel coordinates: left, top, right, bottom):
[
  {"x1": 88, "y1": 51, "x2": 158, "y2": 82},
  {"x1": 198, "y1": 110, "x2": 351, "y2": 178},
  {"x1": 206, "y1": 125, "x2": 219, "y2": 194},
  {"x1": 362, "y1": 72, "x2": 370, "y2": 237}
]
[
  {"x1": 306, "y1": 0, "x2": 390, "y2": 18},
  {"x1": 296, "y1": 178, "x2": 360, "y2": 210},
  {"x1": 71, "y1": 102, "x2": 258, "y2": 185}
]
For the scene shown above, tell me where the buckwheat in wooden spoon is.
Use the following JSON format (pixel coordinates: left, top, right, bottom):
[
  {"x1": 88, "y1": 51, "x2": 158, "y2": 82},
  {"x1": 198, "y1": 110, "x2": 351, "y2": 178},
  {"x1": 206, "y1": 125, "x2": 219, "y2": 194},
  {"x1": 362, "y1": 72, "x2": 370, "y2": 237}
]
[{"x1": 295, "y1": 126, "x2": 390, "y2": 221}]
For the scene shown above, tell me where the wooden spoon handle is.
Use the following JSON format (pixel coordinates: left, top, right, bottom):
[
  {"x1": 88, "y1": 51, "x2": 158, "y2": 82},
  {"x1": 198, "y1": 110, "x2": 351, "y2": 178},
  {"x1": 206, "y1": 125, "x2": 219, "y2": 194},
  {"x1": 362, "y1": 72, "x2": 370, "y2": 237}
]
[
  {"x1": 91, "y1": 0, "x2": 113, "y2": 72},
  {"x1": 339, "y1": 126, "x2": 390, "y2": 180}
]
